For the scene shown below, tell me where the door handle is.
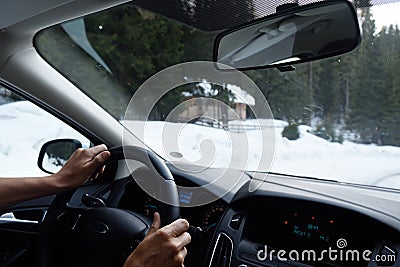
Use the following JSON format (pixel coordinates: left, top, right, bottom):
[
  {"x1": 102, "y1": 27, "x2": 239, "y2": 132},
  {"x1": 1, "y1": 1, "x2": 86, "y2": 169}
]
[{"x1": 0, "y1": 212, "x2": 38, "y2": 224}]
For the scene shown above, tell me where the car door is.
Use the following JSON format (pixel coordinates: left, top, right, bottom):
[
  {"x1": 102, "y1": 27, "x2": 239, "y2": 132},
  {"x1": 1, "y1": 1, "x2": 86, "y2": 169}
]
[{"x1": 0, "y1": 86, "x2": 90, "y2": 267}]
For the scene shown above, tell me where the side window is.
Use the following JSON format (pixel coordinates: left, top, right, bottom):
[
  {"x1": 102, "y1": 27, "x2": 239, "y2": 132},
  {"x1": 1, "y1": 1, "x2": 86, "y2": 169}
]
[{"x1": 0, "y1": 86, "x2": 90, "y2": 177}]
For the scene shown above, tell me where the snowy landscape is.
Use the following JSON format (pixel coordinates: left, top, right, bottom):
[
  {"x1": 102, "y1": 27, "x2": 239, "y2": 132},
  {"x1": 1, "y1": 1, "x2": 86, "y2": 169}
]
[
  {"x1": 0, "y1": 100, "x2": 89, "y2": 177},
  {"x1": 1, "y1": 100, "x2": 400, "y2": 189}
]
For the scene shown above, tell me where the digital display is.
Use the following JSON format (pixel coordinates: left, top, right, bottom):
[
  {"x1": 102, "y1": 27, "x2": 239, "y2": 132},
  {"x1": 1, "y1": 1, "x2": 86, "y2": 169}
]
[
  {"x1": 283, "y1": 212, "x2": 336, "y2": 245},
  {"x1": 179, "y1": 190, "x2": 193, "y2": 204}
]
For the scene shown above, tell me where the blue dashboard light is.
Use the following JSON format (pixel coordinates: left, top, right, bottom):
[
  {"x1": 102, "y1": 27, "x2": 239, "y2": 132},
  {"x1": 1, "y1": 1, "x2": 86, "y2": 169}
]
[{"x1": 179, "y1": 190, "x2": 193, "y2": 204}]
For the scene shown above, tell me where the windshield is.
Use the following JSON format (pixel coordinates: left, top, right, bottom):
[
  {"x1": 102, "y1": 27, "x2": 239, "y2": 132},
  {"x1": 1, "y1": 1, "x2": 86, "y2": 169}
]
[{"x1": 35, "y1": 1, "x2": 400, "y2": 190}]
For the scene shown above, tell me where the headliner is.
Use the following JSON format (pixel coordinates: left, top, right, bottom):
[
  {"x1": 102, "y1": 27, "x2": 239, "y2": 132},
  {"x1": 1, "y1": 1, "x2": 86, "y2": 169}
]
[{"x1": 133, "y1": 0, "x2": 386, "y2": 32}]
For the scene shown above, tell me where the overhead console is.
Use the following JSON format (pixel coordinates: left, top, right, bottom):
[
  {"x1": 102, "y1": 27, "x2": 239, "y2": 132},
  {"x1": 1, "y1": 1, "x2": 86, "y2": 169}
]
[{"x1": 208, "y1": 196, "x2": 400, "y2": 267}]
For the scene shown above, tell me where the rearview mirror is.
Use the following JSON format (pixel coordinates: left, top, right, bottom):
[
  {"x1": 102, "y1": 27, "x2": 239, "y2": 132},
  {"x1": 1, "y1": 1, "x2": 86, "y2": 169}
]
[
  {"x1": 38, "y1": 139, "x2": 82, "y2": 174},
  {"x1": 214, "y1": 0, "x2": 361, "y2": 70}
]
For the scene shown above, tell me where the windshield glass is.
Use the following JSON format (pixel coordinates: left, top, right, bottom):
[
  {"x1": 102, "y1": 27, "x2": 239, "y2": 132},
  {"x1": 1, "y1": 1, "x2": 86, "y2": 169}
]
[{"x1": 35, "y1": 1, "x2": 400, "y2": 190}]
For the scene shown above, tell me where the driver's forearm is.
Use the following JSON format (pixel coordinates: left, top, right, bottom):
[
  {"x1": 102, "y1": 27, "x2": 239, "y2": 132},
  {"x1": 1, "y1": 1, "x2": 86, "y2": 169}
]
[{"x1": 0, "y1": 175, "x2": 62, "y2": 209}]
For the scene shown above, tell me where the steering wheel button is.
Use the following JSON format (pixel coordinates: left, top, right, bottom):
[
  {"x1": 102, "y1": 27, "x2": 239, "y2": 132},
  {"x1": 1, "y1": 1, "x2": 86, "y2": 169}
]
[
  {"x1": 57, "y1": 211, "x2": 81, "y2": 230},
  {"x1": 90, "y1": 221, "x2": 109, "y2": 234}
]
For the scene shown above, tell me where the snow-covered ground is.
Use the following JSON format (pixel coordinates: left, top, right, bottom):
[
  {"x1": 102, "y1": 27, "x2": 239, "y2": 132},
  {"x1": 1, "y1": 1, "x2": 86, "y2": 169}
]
[
  {"x1": 2, "y1": 101, "x2": 400, "y2": 189},
  {"x1": 0, "y1": 101, "x2": 89, "y2": 177},
  {"x1": 125, "y1": 120, "x2": 400, "y2": 189}
]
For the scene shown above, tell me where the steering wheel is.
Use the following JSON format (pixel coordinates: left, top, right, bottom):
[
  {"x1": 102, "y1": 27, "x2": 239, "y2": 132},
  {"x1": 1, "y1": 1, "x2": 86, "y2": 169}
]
[{"x1": 38, "y1": 146, "x2": 180, "y2": 267}]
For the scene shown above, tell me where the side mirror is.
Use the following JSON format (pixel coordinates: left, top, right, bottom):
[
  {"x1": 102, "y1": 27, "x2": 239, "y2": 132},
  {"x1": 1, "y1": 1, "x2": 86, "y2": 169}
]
[
  {"x1": 38, "y1": 139, "x2": 82, "y2": 174},
  {"x1": 214, "y1": 0, "x2": 361, "y2": 70}
]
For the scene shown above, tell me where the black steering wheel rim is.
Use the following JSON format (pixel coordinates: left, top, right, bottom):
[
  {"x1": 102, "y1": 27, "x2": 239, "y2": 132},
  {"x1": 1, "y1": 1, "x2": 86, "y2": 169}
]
[
  {"x1": 38, "y1": 145, "x2": 180, "y2": 267},
  {"x1": 107, "y1": 146, "x2": 180, "y2": 225}
]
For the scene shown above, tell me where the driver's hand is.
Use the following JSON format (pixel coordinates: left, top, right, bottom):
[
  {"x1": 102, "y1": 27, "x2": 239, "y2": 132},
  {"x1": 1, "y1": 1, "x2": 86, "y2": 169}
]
[
  {"x1": 124, "y1": 212, "x2": 191, "y2": 267},
  {"x1": 52, "y1": 144, "x2": 110, "y2": 190}
]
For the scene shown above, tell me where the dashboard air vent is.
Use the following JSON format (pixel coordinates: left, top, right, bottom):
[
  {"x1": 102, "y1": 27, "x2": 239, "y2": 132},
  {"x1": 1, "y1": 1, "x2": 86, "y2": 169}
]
[{"x1": 209, "y1": 232, "x2": 233, "y2": 267}]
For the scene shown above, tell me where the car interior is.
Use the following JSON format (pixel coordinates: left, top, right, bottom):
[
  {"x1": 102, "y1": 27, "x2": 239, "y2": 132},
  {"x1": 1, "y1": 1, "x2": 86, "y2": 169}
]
[{"x1": 0, "y1": 0, "x2": 400, "y2": 267}]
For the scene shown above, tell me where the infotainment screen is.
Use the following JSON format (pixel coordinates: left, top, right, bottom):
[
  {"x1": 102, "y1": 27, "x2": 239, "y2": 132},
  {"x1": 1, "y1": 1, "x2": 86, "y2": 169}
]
[
  {"x1": 244, "y1": 209, "x2": 342, "y2": 251},
  {"x1": 281, "y1": 211, "x2": 337, "y2": 247}
]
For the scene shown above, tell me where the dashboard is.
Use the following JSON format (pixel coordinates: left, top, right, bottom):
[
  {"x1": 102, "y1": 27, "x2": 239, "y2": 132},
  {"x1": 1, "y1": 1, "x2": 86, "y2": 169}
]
[
  {"x1": 66, "y1": 163, "x2": 400, "y2": 267},
  {"x1": 218, "y1": 196, "x2": 400, "y2": 267}
]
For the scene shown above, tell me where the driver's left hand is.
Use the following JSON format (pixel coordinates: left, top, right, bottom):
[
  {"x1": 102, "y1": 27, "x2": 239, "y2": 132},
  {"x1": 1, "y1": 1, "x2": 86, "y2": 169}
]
[{"x1": 52, "y1": 144, "x2": 110, "y2": 190}]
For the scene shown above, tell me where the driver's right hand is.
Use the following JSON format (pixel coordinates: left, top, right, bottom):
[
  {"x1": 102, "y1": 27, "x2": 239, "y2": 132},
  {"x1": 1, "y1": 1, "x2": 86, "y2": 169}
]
[{"x1": 123, "y1": 212, "x2": 191, "y2": 267}]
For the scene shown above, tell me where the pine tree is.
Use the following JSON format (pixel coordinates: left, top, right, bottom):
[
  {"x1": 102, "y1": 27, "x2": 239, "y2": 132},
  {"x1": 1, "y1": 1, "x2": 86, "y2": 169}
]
[{"x1": 347, "y1": 7, "x2": 384, "y2": 144}]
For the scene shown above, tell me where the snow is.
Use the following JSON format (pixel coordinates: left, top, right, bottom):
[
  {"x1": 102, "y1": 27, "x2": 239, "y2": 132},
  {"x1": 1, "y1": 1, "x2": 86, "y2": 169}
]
[
  {"x1": 273, "y1": 125, "x2": 400, "y2": 188},
  {"x1": 124, "y1": 120, "x2": 400, "y2": 189},
  {"x1": 0, "y1": 101, "x2": 89, "y2": 177},
  {"x1": 226, "y1": 84, "x2": 255, "y2": 106},
  {"x1": 183, "y1": 79, "x2": 255, "y2": 106},
  {"x1": 2, "y1": 100, "x2": 400, "y2": 190}
]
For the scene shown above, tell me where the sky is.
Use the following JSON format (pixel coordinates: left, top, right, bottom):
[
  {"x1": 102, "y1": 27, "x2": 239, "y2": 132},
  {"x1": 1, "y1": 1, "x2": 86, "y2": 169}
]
[
  {"x1": 253, "y1": 0, "x2": 400, "y2": 33},
  {"x1": 371, "y1": 2, "x2": 400, "y2": 31}
]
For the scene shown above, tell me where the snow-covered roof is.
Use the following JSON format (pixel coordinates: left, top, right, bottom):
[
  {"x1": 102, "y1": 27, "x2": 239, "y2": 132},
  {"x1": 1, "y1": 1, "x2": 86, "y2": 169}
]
[
  {"x1": 226, "y1": 84, "x2": 255, "y2": 106},
  {"x1": 183, "y1": 79, "x2": 255, "y2": 106}
]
